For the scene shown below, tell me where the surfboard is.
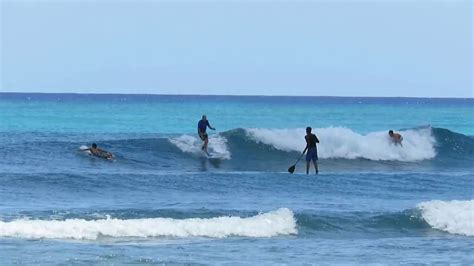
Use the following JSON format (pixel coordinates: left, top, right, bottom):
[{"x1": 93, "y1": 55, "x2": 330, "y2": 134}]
[{"x1": 79, "y1": 145, "x2": 92, "y2": 155}]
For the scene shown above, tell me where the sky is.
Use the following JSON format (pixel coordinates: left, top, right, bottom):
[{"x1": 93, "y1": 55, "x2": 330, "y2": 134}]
[{"x1": 0, "y1": 1, "x2": 472, "y2": 97}]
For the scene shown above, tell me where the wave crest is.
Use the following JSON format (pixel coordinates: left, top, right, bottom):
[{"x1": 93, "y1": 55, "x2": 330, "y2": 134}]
[
  {"x1": 0, "y1": 208, "x2": 296, "y2": 240},
  {"x1": 418, "y1": 200, "x2": 474, "y2": 236},
  {"x1": 246, "y1": 127, "x2": 436, "y2": 161}
]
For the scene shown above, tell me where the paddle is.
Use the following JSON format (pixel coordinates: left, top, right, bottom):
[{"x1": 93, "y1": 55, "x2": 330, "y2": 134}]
[{"x1": 288, "y1": 152, "x2": 305, "y2": 173}]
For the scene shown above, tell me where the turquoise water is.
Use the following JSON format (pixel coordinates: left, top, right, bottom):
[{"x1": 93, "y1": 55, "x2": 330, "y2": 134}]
[
  {"x1": 2, "y1": 95, "x2": 472, "y2": 134},
  {"x1": 0, "y1": 93, "x2": 473, "y2": 264}
]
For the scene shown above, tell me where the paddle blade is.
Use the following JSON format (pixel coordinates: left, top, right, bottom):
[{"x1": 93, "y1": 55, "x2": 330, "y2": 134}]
[{"x1": 288, "y1": 165, "x2": 296, "y2": 174}]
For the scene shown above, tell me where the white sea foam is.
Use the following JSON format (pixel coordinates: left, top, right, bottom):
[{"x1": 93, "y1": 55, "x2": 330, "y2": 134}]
[
  {"x1": 418, "y1": 200, "x2": 474, "y2": 236},
  {"x1": 246, "y1": 127, "x2": 436, "y2": 161},
  {"x1": 169, "y1": 134, "x2": 231, "y2": 159},
  {"x1": 0, "y1": 208, "x2": 296, "y2": 240}
]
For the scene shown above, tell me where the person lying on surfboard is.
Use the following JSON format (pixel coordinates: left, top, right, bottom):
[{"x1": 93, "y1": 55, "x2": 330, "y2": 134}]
[
  {"x1": 388, "y1": 130, "x2": 403, "y2": 146},
  {"x1": 302, "y1": 127, "x2": 319, "y2": 175},
  {"x1": 82, "y1": 143, "x2": 114, "y2": 160},
  {"x1": 197, "y1": 115, "x2": 215, "y2": 155}
]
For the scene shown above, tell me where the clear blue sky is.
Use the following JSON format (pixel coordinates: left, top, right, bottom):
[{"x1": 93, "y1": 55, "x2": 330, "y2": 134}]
[{"x1": 1, "y1": 1, "x2": 472, "y2": 97}]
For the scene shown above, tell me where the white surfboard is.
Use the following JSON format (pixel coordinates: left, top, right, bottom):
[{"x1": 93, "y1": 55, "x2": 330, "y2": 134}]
[{"x1": 79, "y1": 145, "x2": 92, "y2": 155}]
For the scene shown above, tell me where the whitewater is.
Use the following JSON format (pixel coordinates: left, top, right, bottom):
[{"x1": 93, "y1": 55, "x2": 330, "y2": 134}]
[
  {"x1": 0, "y1": 94, "x2": 473, "y2": 264},
  {"x1": 0, "y1": 208, "x2": 297, "y2": 240}
]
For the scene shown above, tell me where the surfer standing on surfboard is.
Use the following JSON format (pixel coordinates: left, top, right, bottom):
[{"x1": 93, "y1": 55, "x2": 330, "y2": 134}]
[{"x1": 197, "y1": 115, "x2": 216, "y2": 155}]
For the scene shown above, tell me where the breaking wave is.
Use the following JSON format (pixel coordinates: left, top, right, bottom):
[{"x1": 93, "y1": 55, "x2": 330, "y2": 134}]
[
  {"x1": 245, "y1": 126, "x2": 436, "y2": 161},
  {"x1": 2, "y1": 200, "x2": 472, "y2": 241},
  {"x1": 298, "y1": 200, "x2": 474, "y2": 237},
  {"x1": 2, "y1": 126, "x2": 472, "y2": 173},
  {"x1": 418, "y1": 200, "x2": 474, "y2": 236},
  {"x1": 0, "y1": 208, "x2": 296, "y2": 240}
]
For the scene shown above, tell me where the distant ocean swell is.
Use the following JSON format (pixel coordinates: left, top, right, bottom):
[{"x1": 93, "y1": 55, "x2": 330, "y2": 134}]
[{"x1": 0, "y1": 200, "x2": 472, "y2": 240}]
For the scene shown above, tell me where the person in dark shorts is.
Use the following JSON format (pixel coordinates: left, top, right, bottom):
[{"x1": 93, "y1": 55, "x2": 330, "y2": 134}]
[
  {"x1": 302, "y1": 127, "x2": 320, "y2": 174},
  {"x1": 197, "y1": 115, "x2": 215, "y2": 154}
]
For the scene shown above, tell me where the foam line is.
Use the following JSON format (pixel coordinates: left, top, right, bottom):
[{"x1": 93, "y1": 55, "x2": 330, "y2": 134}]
[{"x1": 0, "y1": 208, "x2": 296, "y2": 240}]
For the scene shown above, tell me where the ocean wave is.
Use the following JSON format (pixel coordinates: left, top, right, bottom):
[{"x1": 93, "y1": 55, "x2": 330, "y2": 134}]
[
  {"x1": 168, "y1": 134, "x2": 231, "y2": 159},
  {"x1": 2, "y1": 126, "x2": 472, "y2": 173},
  {"x1": 295, "y1": 200, "x2": 474, "y2": 237},
  {"x1": 245, "y1": 127, "x2": 436, "y2": 161},
  {"x1": 1, "y1": 201, "x2": 472, "y2": 240},
  {"x1": 0, "y1": 208, "x2": 296, "y2": 240},
  {"x1": 418, "y1": 200, "x2": 474, "y2": 236}
]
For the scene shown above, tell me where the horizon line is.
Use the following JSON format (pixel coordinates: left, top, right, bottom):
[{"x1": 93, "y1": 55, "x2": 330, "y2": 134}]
[{"x1": 1, "y1": 91, "x2": 473, "y2": 100}]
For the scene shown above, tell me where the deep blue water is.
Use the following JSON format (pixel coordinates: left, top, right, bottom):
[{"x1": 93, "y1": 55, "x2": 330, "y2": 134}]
[{"x1": 0, "y1": 93, "x2": 473, "y2": 264}]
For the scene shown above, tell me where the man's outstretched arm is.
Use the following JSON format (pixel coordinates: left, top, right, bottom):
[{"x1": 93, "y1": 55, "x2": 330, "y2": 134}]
[{"x1": 207, "y1": 122, "x2": 216, "y2": 130}]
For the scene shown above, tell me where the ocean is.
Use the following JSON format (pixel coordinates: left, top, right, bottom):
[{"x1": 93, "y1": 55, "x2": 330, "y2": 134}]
[{"x1": 0, "y1": 93, "x2": 473, "y2": 264}]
